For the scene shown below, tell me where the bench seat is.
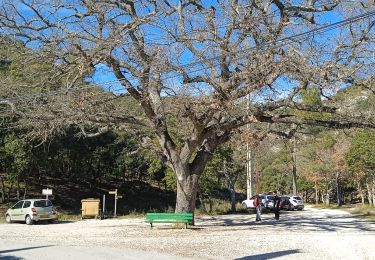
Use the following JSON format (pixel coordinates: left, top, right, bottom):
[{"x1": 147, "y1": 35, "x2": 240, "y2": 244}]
[{"x1": 145, "y1": 213, "x2": 194, "y2": 228}]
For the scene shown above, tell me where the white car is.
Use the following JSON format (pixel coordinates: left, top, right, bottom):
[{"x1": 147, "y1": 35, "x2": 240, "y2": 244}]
[
  {"x1": 288, "y1": 196, "x2": 304, "y2": 210},
  {"x1": 281, "y1": 196, "x2": 304, "y2": 210},
  {"x1": 242, "y1": 196, "x2": 257, "y2": 209},
  {"x1": 5, "y1": 199, "x2": 58, "y2": 225},
  {"x1": 242, "y1": 194, "x2": 275, "y2": 209}
]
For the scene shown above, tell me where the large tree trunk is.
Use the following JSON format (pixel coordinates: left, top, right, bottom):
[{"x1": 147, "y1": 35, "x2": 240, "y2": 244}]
[{"x1": 175, "y1": 172, "x2": 199, "y2": 213}]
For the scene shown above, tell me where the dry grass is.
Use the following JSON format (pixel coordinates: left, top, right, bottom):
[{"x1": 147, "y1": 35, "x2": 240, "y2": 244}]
[
  {"x1": 311, "y1": 203, "x2": 375, "y2": 222},
  {"x1": 0, "y1": 203, "x2": 12, "y2": 224},
  {"x1": 56, "y1": 213, "x2": 82, "y2": 222},
  {"x1": 346, "y1": 205, "x2": 375, "y2": 221}
]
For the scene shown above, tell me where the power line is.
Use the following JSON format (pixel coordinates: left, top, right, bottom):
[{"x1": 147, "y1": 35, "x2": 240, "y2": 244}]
[
  {"x1": 2, "y1": 1, "x2": 342, "y2": 47},
  {"x1": 1, "y1": 9, "x2": 374, "y2": 104}
]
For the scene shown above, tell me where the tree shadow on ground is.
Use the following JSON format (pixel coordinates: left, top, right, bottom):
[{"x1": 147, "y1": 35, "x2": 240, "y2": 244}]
[
  {"x1": 196, "y1": 213, "x2": 375, "y2": 233},
  {"x1": 234, "y1": 249, "x2": 301, "y2": 260},
  {"x1": 0, "y1": 245, "x2": 54, "y2": 260},
  {"x1": 0, "y1": 256, "x2": 23, "y2": 260}
]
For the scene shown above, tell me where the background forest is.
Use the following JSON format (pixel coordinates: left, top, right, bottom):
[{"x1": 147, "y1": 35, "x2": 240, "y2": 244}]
[
  {"x1": 0, "y1": 0, "x2": 374, "y2": 215},
  {"x1": 1, "y1": 42, "x2": 374, "y2": 213}
]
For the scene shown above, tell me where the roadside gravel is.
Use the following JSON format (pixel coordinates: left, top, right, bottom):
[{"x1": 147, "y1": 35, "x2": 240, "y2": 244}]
[{"x1": 0, "y1": 206, "x2": 374, "y2": 259}]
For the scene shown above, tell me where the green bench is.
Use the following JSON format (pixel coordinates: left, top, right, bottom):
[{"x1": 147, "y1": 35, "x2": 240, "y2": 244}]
[{"x1": 145, "y1": 213, "x2": 194, "y2": 229}]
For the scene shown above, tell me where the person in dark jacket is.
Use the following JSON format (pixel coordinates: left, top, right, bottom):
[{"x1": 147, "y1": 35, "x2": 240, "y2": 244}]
[{"x1": 273, "y1": 191, "x2": 281, "y2": 220}]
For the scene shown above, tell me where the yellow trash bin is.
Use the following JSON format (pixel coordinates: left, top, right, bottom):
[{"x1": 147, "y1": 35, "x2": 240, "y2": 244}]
[{"x1": 81, "y1": 198, "x2": 100, "y2": 219}]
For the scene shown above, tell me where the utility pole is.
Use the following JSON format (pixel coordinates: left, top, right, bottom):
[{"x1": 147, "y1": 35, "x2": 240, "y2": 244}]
[
  {"x1": 246, "y1": 144, "x2": 254, "y2": 199},
  {"x1": 292, "y1": 134, "x2": 298, "y2": 195},
  {"x1": 246, "y1": 93, "x2": 254, "y2": 199}
]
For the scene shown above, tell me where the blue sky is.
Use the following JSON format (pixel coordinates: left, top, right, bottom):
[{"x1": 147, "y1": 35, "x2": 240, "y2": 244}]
[
  {"x1": 9, "y1": 0, "x2": 371, "y2": 98},
  {"x1": 87, "y1": 1, "x2": 349, "y2": 97}
]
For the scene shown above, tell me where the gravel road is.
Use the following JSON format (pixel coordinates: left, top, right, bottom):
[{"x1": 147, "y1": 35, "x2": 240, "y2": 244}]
[{"x1": 0, "y1": 206, "x2": 374, "y2": 260}]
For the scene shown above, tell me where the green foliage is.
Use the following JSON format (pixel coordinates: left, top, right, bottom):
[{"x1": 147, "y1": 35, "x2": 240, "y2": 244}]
[
  {"x1": 295, "y1": 87, "x2": 332, "y2": 121},
  {"x1": 0, "y1": 133, "x2": 30, "y2": 183},
  {"x1": 199, "y1": 145, "x2": 241, "y2": 197},
  {"x1": 200, "y1": 146, "x2": 231, "y2": 195},
  {"x1": 301, "y1": 87, "x2": 323, "y2": 107},
  {"x1": 258, "y1": 146, "x2": 292, "y2": 194},
  {"x1": 0, "y1": 37, "x2": 61, "y2": 97},
  {"x1": 147, "y1": 157, "x2": 166, "y2": 183},
  {"x1": 260, "y1": 166, "x2": 291, "y2": 194},
  {"x1": 346, "y1": 130, "x2": 375, "y2": 174},
  {"x1": 3, "y1": 134, "x2": 29, "y2": 173},
  {"x1": 163, "y1": 168, "x2": 177, "y2": 191},
  {"x1": 297, "y1": 175, "x2": 314, "y2": 194}
]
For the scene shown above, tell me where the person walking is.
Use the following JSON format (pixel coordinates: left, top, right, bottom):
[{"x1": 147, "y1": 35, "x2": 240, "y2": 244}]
[
  {"x1": 273, "y1": 191, "x2": 281, "y2": 220},
  {"x1": 253, "y1": 194, "x2": 262, "y2": 221}
]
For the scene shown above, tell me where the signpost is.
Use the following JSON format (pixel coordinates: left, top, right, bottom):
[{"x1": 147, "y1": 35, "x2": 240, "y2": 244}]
[
  {"x1": 42, "y1": 188, "x2": 52, "y2": 200},
  {"x1": 108, "y1": 189, "x2": 123, "y2": 217}
]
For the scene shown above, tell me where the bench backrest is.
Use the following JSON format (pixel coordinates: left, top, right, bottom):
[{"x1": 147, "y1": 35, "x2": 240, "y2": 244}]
[{"x1": 146, "y1": 213, "x2": 193, "y2": 221}]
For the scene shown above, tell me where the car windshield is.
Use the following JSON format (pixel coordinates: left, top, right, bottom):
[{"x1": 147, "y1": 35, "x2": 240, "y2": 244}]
[
  {"x1": 34, "y1": 200, "x2": 52, "y2": 207},
  {"x1": 12, "y1": 201, "x2": 24, "y2": 209},
  {"x1": 266, "y1": 196, "x2": 274, "y2": 200},
  {"x1": 293, "y1": 197, "x2": 302, "y2": 200}
]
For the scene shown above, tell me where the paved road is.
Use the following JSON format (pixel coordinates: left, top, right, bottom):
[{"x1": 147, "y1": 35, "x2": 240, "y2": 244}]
[
  {"x1": 0, "y1": 242, "x2": 183, "y2": 260},
  {"x1": 0, "y1": 206, "x2": 374, "y2": 259}
]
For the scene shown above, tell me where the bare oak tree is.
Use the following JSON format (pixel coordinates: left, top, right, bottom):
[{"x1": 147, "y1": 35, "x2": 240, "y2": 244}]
[{"x1": 0, "y1": 0, "x2": 374, "y2": 212}]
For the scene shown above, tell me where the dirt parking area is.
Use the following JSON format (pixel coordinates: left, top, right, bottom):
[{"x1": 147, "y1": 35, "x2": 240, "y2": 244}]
[{"x1": 1, "y1": 206, "x2": 374, "y2": 260}]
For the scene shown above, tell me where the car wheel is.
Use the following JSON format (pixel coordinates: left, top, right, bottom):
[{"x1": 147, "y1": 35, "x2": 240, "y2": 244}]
[
  {"x1": 25, "y1": 215, "x2": 33, "y2": 225},
  {"x1": 48, "y1": 219, "x2": 55, "y2": 224},
  {"x1": 5, "y1": 214, "x2": 12, "y2": 224}
]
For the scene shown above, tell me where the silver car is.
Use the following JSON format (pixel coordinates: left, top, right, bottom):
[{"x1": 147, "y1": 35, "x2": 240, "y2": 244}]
[
  {"x1": 5, "y1": 199, "x2": 57, "y2": 225},
  {"x1": 288, "y1": 196, "x2": 304, "y2": 210}
]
